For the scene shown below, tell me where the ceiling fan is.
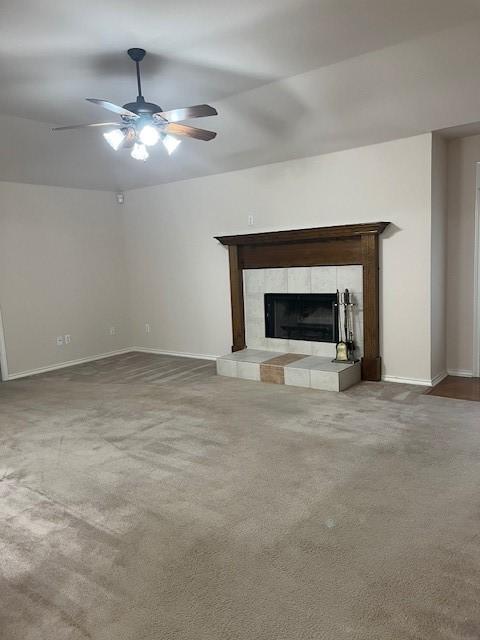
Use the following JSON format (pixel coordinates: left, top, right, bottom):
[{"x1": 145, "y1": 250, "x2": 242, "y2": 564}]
[{"x1": 52, "y1": 48, "x2": 218, "y2": 161}]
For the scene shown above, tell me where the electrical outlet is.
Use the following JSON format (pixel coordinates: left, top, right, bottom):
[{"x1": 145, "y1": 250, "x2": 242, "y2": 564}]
[
  {"x1": 145, "y1": 323, "x2": 151, "y2": 334},
  {"x1": 109, "y1": 326, "x2": 116, "y2": 336},
  {"x1": 248, "y1": 214, "x2": 255, "y2": 226},
  {"x1": 56, "y1": 336, "x2": 64, "y2": 346},
  {"x1": 64, "y1": 334, "x2": 71, "y2": 344}
]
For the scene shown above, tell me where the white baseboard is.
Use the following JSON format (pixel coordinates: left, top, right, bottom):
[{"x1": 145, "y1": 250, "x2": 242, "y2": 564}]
[
  {"x1": 6, "y1": 348, "x2": 133, "y2": 381},
  {"x1": 447, "y1": 369, "x2": 474, "y2": 378},
  {"x1": 382, "y1": 371, "x2": 448, "y2": 387},
  {"x1": 431, "y1": 371, "x2": 448, "y2": 386},
  {"x1": 4, "y1": 347, "x2": 221, "y2": 382},
  {"x1": 131, "y1": 347, "x2": 220, "y2": 361},
  {"x1": 382, "y1": 368, "x2": 449, "y2": 387},
  {"x1": 382, "y1": 374, "x2": 435, "y2": 387}
]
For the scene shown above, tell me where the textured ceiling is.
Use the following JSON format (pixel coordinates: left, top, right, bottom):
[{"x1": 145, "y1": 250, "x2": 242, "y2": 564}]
[{"x1": 1, "y1": 0, "x2": 480, "y2": 190}]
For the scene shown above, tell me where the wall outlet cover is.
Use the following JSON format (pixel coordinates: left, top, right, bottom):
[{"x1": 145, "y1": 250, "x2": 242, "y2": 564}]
[
  {"x1": 64, "y1": 334, "x2": 71, "y2": 344},
  {"x1": 56, "y1": 336, "x2": 64, "y2": 346}
]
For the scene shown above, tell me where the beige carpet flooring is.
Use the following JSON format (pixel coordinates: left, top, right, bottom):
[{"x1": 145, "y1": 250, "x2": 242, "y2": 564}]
[{"x1": 1, "y1": 352, "x2": 480, "y2": 639}]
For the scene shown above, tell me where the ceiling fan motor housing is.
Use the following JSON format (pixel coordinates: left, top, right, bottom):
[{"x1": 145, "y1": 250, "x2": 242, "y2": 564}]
[{"x1": 122, "y1": 100, "x2": 163, "y2": 121}]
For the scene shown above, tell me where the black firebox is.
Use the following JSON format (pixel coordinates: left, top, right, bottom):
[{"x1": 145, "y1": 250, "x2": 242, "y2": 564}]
[{"x1": 264, "y1": 293, "x2": 338, "y2": 343}]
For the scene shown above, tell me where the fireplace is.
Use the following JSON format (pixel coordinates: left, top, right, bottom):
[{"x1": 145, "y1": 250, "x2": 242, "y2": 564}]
[
  {"x1": 265, "y1": 293, "x2": 338, "y2": 343},
  {"x1": 215, "y1": 222, "x2": 390, "y2": 381}
]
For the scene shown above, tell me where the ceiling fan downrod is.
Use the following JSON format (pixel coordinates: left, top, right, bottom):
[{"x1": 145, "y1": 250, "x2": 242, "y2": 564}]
[{"x1": 127, "y1": 48, "x2": 146, "y2": 102}]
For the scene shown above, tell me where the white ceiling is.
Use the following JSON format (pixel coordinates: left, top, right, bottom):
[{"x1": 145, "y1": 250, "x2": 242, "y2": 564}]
[{"x1": 2, "y1": 0, "x2": 480, "y2": 190}]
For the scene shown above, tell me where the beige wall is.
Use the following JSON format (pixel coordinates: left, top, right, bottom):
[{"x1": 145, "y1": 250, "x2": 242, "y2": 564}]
[
  {"x1": 122, "y1": 134, "x2": 435, "y2": 383},
  {"x1": 0, "y1": 181, "x2": 130, "y2": 376},
  {"x1": 430, "y1": 134, "x2": 448, "y2": 380},
  {"x1": 0, "y1": 134, "x2": 444, "y2": 384},
  {"x1": 446, "y1": 135, "x2": 479, "y2": 375}
]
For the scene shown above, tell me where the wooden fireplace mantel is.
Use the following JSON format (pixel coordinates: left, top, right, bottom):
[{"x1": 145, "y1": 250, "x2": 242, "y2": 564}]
[{"x1": 215, "y1": 222, "x2": 390, "y2": 381}]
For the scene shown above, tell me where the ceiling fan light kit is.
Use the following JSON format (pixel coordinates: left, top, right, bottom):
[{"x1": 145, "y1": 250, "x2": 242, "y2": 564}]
[
  {"x1": 103, "y1": 128, "x2": 125, "y2": 151},
  {"x1": 131, "y1": 142, "x2": 149, "y2": 161},
  {"x1": 53, "y1": 48, "x2": 218, "y2": 161},
  {"x1": 139, "y1": 125, "x2": 160, "y2": 146},
  {"x1": 162, "y1": 134, "x2": 181, "y2": 155}
]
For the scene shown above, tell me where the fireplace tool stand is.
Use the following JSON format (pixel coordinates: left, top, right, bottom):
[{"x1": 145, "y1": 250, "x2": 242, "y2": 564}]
[{"x1": 333, "y1": 289, "x2": 359, "y2": 363}]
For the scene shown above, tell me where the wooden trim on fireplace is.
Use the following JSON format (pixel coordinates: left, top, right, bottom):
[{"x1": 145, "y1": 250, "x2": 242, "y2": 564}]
[
  {"x1": 228, "y1": 245, "x2": 247, "y2": 352},
  {"x1": 216, "y1": 222, "x2": 389, "y2": 246},
  {"x1": 216, "y1": 222, "x2": 390, "y2": 381}
]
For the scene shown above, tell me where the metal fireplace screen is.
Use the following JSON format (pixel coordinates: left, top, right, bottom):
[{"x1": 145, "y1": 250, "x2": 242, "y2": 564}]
[{"x1": 264, "y1": 293, "x2": 338, "y2": 343}]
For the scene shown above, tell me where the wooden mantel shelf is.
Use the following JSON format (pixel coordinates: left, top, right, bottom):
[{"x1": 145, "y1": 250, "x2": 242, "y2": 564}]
[
  {"x1": 215, "y1": 222, "x2": 390, "y2": 382},
  {"x1": 216, "y1": 222, "x2": 389, "y2": 246}
]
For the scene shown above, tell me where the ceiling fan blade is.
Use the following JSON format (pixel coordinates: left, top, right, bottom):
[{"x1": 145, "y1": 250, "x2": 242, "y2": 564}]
[
  {"x1": 154, "y1": 104, "x2": 217, "y2": 123},
  {"x1": 52, "y1": 122, "x2": 122, "y2": 131},
  {"x1": 164, "y1": 123, "x2": 217, "y2": 141},
  {"x1": 86, "y1": 98, "x2": 138, "y2": 119}
]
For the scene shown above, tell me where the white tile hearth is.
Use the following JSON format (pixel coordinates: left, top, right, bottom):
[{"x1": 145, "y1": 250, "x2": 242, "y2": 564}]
[
  {"x1": 230, "y1": 349, "x2": 274, "y2": 362},
  {"x1": 217, "y1": 349, "x2": 275, "y2": 377},
  {"x1": 237, "y1": 361, "x2": 261, "y2": 381},
  {"x1": 217, "y1": 349, "x2": 361, "y2": 393},
  {"x1": 284, "y1": 366, "x2": 310, "y2": 388},
  {"x1": 310, "y1": 370, "x2": 340, "y2": 392},
  {"x1": 216, "y1": 358, "x2": 237, "y2": 378},
  {"x1": 285, "y1": 355, "x2": 352, "y2": 371},
  {"x1": 336, "y1": 362, "x2": 362, "y2": 391}
]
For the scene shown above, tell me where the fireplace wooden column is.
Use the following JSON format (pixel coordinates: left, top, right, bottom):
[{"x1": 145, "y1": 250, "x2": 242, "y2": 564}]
[{"x1": 216, "y1": 222, "x2": 389, "y2": 381}]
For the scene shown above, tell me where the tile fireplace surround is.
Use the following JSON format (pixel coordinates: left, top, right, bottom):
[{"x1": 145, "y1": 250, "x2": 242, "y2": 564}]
[{"x1": 244, "y1": 265, "x2": 363, "y2": 360}]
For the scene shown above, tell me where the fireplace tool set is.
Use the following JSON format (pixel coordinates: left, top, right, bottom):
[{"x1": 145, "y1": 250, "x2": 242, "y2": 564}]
[{"x1": 334, "y1": 289, "x2": 358, "y2": 363}]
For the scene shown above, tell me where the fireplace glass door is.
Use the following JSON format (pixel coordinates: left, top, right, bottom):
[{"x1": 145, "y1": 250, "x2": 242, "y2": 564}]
[{"x1": 264, "y1": 293, "x2": 338, "y2": 343}]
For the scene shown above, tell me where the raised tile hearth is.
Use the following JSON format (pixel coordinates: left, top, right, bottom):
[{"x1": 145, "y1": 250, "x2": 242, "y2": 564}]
[{"x1": 217, "y1": 349, "x2": 361, "y2": 392}]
